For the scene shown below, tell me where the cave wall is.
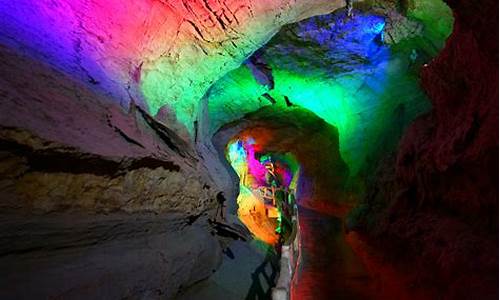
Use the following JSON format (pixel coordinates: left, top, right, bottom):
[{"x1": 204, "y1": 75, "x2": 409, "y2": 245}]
[
  {"x1": 0, "y1": 1, "x2": 356, "y2": 297},
  {"x1": 0, "y1": 214, "x2": 221, "y2": 299},
  {"x1": 349, "y1": 0, "x2": 498, "y2": 297},
  {"x1": 0, "y1": 44, "x2": 223, "y2": 298},
  {"x1": 0, "y1": 45, "x2": 218, "y2": 216}
]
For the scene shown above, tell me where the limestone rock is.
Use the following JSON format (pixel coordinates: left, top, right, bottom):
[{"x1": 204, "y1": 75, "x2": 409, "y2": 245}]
[
  {"x1": 0, "y1": 0, "x2": 346, "y2": 135},
  {"x1": 348, "y1": 0, "x2": 498, "y2": 297},
  {"x1": 0, "y1": 42, "x2": 222, "y2": 298},
  {"x1": 213, "y1": 106, "x2": 349, "y2": 210}
]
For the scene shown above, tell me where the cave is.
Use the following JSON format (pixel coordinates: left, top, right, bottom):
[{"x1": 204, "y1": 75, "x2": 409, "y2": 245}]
[{"x1": 0, "y1": 0, "x2": 497, "y2": 299}]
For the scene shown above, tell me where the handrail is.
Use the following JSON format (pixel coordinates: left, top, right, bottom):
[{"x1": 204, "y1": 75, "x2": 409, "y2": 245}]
[
  {"x1": 271, "y1": 204, "x2": 301, "y2": 300},
  {"x1": 250, "y1": 185, "x2": 301, "y2": 299}
]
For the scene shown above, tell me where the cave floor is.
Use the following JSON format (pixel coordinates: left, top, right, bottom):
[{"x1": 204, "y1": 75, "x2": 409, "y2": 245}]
[
  {"x1": 291, "y1": 205, "x2": 436, "y2": 300},
  {"x1": 291, "y1": 206, "x2": 374, "y2": 300},
  {"x1": 178, "y1": 205, "x2": 429, "y2": 300},
  {"x1": 175, "y1": 238, "x2": 279, "y2": 300}
]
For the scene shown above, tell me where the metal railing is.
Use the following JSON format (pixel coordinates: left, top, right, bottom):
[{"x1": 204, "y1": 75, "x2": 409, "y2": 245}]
[{"x1": 271, "y1": 204, "x2": 301, "y2": 300}]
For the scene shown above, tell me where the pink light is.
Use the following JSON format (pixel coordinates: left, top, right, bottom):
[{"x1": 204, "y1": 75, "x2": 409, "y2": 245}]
[{"x1": 245, "y1": 142, "x2": 268, "y2": 186}]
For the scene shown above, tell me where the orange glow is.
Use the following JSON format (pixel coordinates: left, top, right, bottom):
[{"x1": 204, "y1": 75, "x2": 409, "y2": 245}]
[{"x1": 237, "y1": 187, "x2": 279, "y2": 245}]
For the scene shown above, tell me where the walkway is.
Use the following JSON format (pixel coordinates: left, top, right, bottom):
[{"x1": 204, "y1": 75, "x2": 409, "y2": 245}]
[
  {"x1": 176, "y1": 239, "x2": 279, "y2": 300},
  {"x1": 291, "y1": 206, "x2": 373, "y2": 300}
]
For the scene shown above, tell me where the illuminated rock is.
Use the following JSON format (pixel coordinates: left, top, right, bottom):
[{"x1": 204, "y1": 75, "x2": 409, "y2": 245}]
[
  {"x1": 214, "y1": 106, "x2": 348, "y2": 209},
  {"x1": 207, "y1": 3, "x2": 453, "y2": 179},
  {"x1": 0, "y1": 0, "x2": 346, "y2": 136},
  {"x1": 0, "y1": 0, "x2": 496, "y2": 298}
]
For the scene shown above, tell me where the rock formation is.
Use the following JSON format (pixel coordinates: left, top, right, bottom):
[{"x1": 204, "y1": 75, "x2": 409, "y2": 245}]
[
  {"x1": 0, "y1": 0, "x2": 497, "y2": 298},
  {"x1": 213, "y1": 106, "x2": 349, "y2": 209},
  {"x1": 348, "y1": 0, "x2": 498, "y2": 298},
  {"x1": 0, "y1": 43, "x2": 223, "y2": 299},
  {"x1": 0, "y1": 0, "x2": 346, "y2": 135}
]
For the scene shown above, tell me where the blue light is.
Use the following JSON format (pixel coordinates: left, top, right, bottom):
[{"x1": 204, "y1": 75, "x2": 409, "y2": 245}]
[
  {"x1": 264, "y1": 10, "x2": 389, "y2": 77},
  {"x1": 372, "y1": 21, "x2": 386, "y2": 34}
]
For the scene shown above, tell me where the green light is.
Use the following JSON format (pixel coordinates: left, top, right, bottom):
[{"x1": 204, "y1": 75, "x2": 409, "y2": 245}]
[
  {"x1": 208, "y1": 7, "x2": 452, "y2": 178},
  {"x1": 407, "y1": 0, "x2": 453, "y2": 51}
]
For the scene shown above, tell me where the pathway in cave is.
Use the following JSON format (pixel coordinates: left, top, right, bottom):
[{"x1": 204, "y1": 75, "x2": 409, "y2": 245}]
[
  {"x1": 175, "y1": 238, "x2": 278, "y2": 300},
  {"x1": 291, "y1": 206, "x2": 373, "y2": 300}
]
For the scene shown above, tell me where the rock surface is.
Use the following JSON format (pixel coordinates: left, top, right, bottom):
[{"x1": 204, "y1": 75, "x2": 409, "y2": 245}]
[
  {"x1": 0, "y1": 43, "x2": 223, "y2": 298},
  {"x1": 0, "y1": 44, "x2": 217, "y2": 216},
  {"x1": 207, "y1": 2, "x2": 452, "y2": 180},
  {"x1": 0, "y1": 0, "x2": 346, "y2": 134},
  {"x1": 349, "y1": 0, "x2": 498, "y2": 297},
  {"x1": 213, "y1": 106, "x2": 349, "y2": 210},
  {"x1": 0, "y1": 214, "x2": 221, "y2": 299}
]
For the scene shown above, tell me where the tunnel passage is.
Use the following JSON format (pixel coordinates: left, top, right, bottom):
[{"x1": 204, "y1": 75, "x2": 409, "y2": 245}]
[
  {"x1": 212, "y1": 106, "x2": 416, "y2": 300},
  {"x1": 226, "y1": 137, "x2": 300, "y2": 245},
  {"x1": 1, "y1": 0, "x2": 497, "y2": 298},
  {"x1": 213, "y1": 106, "x2": 350, "y2": 234}
]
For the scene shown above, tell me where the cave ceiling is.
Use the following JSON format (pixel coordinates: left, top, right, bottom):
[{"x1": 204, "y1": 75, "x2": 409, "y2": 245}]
[
  {"x1": 208, "y1": 0, "x2": 453, "y2": 175},
  {"x1": 0, "y1": 0, "x2": 453, "y2": 176}
]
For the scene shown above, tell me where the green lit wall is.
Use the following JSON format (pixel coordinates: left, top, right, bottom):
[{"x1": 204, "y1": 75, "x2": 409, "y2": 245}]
[{"x1": 208, "y1": 2, "x2": 452, "y2": 178}]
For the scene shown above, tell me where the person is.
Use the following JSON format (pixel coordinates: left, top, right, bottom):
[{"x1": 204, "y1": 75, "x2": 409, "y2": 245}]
[{"x1": 215, "y1": 192, "x2": 226, "y2": 220}]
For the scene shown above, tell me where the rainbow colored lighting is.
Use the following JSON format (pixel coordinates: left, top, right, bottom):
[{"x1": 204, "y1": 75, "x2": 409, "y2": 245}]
[
  {"x1": 227, "y1": 136, "x2": 300, "y2": 244},
  {"x1": 227, "y1": 137, "x2": 298, "y2": 189},
  {"x1": 0, "y1": 0, "x2": 453, "y2": 178},
  {"x1": 209, "y1": 7, "x2": 452, "y2": 176},
  {"x1": 0, "y1": 0, "x2": 265, "y2": 132}
]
